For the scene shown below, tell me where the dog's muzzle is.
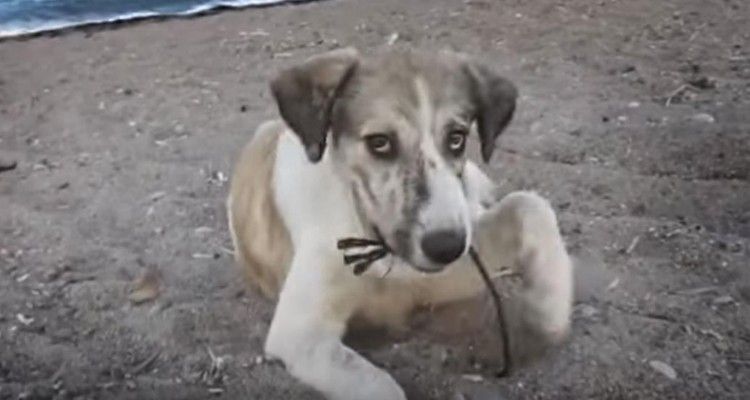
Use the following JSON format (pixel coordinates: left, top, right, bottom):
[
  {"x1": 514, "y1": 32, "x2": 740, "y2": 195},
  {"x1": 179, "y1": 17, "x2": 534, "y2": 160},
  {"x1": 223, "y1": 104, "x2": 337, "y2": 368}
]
[{"x1": 335, "y1": 231, "x2": 512, "y2": 378}]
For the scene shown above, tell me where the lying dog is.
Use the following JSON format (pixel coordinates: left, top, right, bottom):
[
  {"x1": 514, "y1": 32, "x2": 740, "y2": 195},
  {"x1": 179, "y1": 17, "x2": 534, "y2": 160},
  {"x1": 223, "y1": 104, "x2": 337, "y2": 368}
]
[{"x1": 227, "y1": 47, "x2": 573, "y2": 400}]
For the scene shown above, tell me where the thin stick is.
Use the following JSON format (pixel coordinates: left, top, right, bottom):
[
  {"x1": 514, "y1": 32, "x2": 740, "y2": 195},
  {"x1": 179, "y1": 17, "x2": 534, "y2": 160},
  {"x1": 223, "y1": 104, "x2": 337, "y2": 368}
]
[
  {"x1": 343, "y1": 248, "x2": 388, "y2": 265},
  {"x1": 130, "y1": 350, "x2": 161, "y2": 375},
  {"x1": 337, "y1": 237, "x2": 384, "y2": 249},
  {"x1": 665, "y1": 84, "x2": 687, "y2": 106},
  {"x1": 469, "y1": 247, "x2": 512, "y2": 377}
]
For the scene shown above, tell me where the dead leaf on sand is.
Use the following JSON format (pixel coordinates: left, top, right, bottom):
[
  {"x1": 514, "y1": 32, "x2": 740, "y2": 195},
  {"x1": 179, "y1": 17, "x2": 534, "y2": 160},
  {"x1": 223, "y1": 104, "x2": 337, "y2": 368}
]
[{"x1": 128, "y1": 266, "x2": 161, "y2": 304}]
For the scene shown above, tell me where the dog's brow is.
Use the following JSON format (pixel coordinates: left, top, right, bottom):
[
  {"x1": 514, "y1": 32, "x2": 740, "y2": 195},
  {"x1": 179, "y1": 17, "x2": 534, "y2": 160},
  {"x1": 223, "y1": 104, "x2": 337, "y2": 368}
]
[{"x1": 413, "y1": 76, "x2": 434, "y2": 138}]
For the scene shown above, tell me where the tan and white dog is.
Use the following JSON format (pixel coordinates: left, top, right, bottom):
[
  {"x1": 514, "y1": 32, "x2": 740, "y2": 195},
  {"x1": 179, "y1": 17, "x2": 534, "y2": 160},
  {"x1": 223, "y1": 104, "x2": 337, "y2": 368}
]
[{"x1": 227, "y1": 47, "x2": 573, "y2": 400}]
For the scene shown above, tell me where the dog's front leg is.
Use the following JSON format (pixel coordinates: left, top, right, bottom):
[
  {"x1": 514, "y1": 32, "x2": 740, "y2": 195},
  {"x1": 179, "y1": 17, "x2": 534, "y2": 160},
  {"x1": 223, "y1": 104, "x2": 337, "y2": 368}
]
[
  {"x1": 475, "y1": 191, "x2": 573, "y2": 363},
  {"x1": 264, "y1": 247, "x2": 406, "y2": 400}
]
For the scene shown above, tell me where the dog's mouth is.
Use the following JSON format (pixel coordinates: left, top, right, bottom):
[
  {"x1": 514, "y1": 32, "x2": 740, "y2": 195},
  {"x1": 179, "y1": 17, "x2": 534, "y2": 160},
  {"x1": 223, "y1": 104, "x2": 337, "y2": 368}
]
[
  {"x1": 337, "y1": 225, "x2": 458, "y2": 275},
  {"x1": 335, "y1": 229, "x2": 513, "y2": 377}
]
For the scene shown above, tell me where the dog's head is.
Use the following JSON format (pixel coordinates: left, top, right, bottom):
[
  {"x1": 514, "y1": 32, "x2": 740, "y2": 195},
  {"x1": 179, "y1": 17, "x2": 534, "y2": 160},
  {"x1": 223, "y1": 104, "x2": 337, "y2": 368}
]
[{"x1": 271, "y1": 48, "x2": 517, "y2": 272}]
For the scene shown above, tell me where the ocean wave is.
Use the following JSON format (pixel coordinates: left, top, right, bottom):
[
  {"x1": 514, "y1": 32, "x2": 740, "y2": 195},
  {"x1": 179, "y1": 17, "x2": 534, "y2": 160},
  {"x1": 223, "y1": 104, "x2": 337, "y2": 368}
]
[{"x1": 0, "y1": 0, "x2": 304, "y2": 39}]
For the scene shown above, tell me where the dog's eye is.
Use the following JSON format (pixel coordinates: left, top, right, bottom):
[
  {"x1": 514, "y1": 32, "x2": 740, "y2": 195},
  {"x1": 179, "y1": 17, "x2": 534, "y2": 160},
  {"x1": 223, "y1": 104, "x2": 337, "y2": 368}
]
[
  {"x1": 446, "y1": 130, "x2": 467, "y2": 156},
  {"x1": 365, "y1": 134, "x2": 397, "y2": 159}
]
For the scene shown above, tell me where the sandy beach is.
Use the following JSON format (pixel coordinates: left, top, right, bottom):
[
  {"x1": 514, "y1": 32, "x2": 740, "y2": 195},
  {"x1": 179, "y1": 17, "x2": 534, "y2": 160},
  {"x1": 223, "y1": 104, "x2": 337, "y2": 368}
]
[{"x1": 1, "y1": 0, "x2": 749, "y2": 398}]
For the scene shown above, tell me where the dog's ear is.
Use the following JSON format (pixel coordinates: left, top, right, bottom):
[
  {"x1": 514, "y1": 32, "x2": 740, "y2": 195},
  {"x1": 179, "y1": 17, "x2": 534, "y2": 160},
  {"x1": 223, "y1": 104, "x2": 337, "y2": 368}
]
[
  {"x1": 270, "y1": 47, "x2": 360, "y2": 162},
  {"x1": 463, "y1": 62, "x2": 518, "y2": 163}
]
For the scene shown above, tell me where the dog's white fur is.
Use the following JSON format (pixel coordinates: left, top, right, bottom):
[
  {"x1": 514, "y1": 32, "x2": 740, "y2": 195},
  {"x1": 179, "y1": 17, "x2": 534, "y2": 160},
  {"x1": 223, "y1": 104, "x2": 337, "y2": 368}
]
[{"x1": 228, "y1": 120, "x2": 573, "y2": 399}]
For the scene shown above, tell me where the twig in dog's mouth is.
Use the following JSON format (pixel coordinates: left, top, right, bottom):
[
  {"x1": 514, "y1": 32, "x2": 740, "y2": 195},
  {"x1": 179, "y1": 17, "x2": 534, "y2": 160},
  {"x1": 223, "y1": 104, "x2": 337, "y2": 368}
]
[
  {"x1": 337, "y1": 227, "x2": 391, "y2": 275},
  {"x1": 335, "y1": 235, "x2": 512, "y2": 377}
]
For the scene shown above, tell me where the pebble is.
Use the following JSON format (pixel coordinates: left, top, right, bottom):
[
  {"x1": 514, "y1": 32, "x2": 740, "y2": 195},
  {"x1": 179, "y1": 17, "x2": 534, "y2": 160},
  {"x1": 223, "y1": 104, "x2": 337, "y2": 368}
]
[
  {"x1": 578, "y1": 304, "x2": 599, "y2": 318},
  {"x1": 712, "y1": 295, "x2": 734, "y2": 305},
  {"x1": 691, "y1": 113, "x2": 715, "y2": 123},
  {"x1": 192, "y1": 253, "x2": 214, "y2": 259},
  {"x1": 387, "y1": 32, "x2": 400, "y2": 46},
  {"x1": 649, "y1": 360, "x2": 677, "y2": 380},
  {"x1": 461, "y1": 374, "x2": 484, "y2": 383},
  {"x1": 193, "y1": 227, "x2": 214, "y2": 235},
  {"x1": 16, "y1": 313, "x2": 34, "y2": 325},
  {"x1": 149, "y1": 191, "x2": 167, "y2": 202}
]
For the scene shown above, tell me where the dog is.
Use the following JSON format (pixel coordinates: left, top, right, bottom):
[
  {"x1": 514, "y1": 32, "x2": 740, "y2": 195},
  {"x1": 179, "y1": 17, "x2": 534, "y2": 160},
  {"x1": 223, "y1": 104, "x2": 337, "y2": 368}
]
[{"x1": 227, "y1": 47, "x2": 573, "y2": 400}]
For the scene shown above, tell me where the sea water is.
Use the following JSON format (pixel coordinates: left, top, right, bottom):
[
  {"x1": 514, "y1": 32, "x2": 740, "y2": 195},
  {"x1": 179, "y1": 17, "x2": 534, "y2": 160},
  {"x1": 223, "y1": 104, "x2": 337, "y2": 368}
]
[{"x1": 0, "y1": 0, "x2": 305, "y2": 38}]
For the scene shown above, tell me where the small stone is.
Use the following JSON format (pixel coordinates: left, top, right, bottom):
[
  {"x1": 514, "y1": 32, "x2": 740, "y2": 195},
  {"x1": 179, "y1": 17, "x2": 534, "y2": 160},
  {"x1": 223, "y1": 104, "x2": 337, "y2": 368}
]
[
  {"x1": 461, "y1": 374, "x2": 484, "y2": 383},
  {"x1": 628, "y1": 101, "x2": 641, "y2": 108},
  {"x1": 440, "y1": 348, "x2": 450, "y2": 365},
  {"x1": 193, "y1": 227, "x2": 214, "y2": 235},
  {"x1": 578, "y1": 304, "x2": 599, "y2": 318},
  {"x1": 128, "y1": 267, "x2": 161, "y2": 305},
  {"x1": 149, "y1": 191, "x2": 167, "y2": 202},
  {"x1": 387, "y1": 32, "x2": 400, "y2": 46},
  {"x1": 713, "y1": 295, "x2": 734, "y2": 305},
  {"x1": 16, "y1": 313, "x2": 34, "y2": 325},
  {"x1": 649, "y1": 360, "x2": 677, "y2": 380},
  {"x1": 192, "y1": 253, "x2": 214, "y2": 259},
  {"x1": 210, "y1": 171, "x2": 227, "y2": 183},
  {"x1": 691, "y1": 113, "x2": 715, "y2": 123}
]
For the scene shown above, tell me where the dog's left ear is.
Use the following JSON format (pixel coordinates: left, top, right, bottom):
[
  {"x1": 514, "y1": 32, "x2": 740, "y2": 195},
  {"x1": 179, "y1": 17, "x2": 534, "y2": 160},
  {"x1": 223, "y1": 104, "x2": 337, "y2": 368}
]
[
  {"x1": 270, "y1": 47, "x2": 360, "y2": 162},
  {"x1": 463, "y1": 62, "x2": 518, "y2": 163}
]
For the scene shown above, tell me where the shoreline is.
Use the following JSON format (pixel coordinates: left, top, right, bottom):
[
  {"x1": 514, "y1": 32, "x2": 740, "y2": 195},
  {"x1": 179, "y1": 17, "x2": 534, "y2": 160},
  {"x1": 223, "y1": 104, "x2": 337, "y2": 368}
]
[{"x1": 0, "y1": 0, "x2": 317, "y2": 42}]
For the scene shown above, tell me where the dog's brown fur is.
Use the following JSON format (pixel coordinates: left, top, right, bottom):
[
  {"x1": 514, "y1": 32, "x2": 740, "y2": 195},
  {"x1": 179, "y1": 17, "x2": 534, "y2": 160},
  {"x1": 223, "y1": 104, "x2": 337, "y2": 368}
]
[{"x1": 227, "y1": 120, "x2": 292, "y2": 298}]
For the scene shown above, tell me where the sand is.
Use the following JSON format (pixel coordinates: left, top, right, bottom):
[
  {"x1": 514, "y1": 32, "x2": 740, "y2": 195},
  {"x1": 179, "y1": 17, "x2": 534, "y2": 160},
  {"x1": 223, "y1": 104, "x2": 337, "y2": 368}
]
[{"x1": 1, "y1": 0, "x2": 749, "y2": 398}]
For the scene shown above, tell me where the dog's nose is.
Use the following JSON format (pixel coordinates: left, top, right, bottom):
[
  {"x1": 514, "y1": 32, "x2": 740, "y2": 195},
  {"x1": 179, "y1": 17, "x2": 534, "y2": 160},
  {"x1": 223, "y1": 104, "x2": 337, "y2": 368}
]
[{"x1": 421, "y1": 230, "x2": 467, "y2": 265}]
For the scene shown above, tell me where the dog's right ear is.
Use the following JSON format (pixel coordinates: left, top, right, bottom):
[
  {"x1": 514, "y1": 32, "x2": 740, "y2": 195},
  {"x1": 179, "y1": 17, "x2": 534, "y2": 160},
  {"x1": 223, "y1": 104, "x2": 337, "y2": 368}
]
[
  {"x1": 270, "y1": 47, "x2": 360, "y2": 162},
  {"x1": 462, "y1": 61, "x2": 518, "y2": 164}
]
